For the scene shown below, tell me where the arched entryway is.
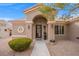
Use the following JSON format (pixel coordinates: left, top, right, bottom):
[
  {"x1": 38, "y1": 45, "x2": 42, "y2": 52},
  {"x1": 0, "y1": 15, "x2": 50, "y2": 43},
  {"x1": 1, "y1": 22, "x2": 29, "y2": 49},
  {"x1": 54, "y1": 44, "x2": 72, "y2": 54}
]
[{"x1": 33, "y1": 15, "x2": 47, "y2": 40}]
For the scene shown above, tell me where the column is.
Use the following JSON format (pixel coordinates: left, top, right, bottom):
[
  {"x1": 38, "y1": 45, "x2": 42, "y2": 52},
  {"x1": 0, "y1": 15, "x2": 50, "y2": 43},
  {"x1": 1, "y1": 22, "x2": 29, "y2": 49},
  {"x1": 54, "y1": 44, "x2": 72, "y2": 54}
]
[
  {"x1": 47, "y1": 23, "x2": 55, "y2": 42},
  {"x1": 48, "y1": 23, "x2": 52, "y2": 42},
  {"x1": 52, "y1": 24, "x2": 55, "y2": 41},
  {"x1": 26, "y1": 23, "x2": 33, "y2": 39},
  {"x1": 25, "y1": 21, "x2": 33, "y2": 39}
]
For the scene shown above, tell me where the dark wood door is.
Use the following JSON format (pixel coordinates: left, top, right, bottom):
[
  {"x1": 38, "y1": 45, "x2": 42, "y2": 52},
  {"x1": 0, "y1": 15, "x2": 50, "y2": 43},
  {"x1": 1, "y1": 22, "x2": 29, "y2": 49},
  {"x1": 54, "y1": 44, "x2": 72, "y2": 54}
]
[{"x1": 36, "y1": 25, "x2": 42, "y2": 38}]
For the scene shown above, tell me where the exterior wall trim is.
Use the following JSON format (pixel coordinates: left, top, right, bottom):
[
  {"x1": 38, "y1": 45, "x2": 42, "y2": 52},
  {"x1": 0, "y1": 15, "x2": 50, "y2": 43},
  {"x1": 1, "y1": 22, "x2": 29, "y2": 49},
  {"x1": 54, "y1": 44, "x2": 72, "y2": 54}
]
[
  {"x1": 47, "y1": 21, "x2": 55, "y2": 24},
  {"x1": 12, "y1": 35, "x2": 27, "y2": 37},
  {"x1": 25, "y1": 21, "x2": 33, "y2": 24}
]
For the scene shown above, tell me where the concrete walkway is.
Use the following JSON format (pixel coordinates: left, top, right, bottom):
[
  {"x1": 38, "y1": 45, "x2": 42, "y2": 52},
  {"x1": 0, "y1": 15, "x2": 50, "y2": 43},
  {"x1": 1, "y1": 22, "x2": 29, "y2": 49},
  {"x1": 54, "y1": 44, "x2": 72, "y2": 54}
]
[{"x1": 31, "y1": 40, "x2": 50, "y2": 56}]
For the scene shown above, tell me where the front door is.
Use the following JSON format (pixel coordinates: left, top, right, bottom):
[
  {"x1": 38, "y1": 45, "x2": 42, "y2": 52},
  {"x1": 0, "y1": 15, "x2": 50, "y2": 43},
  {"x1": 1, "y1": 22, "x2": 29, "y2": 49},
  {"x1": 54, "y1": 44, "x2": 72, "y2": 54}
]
[{"x1": 36, "y1": 25, "x2": 42, "y2": 38}]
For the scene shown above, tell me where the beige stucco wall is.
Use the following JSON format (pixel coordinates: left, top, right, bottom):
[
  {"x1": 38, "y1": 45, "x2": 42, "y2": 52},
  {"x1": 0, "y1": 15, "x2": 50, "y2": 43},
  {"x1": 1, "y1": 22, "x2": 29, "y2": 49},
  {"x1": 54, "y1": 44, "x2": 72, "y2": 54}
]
[
  {"x1": 68, "y1": 21, "x2": 79, "y2": 41},
  {"x1": 26, "y1": 10, "x2": 42, "y2": 21},
  {"x1": 12, "y1": 24, "x2": 26, "y2": 35},
  {"x1": 12, "y1": 20, "x2": 33, "y2": 39}
]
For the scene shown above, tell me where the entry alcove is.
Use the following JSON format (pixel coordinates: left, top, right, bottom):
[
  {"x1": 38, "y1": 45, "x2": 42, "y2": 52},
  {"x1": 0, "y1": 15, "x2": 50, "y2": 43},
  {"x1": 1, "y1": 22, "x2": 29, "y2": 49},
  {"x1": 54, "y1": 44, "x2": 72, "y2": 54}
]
[{"x1": 32, "y1": 15, "x2": 48, "y2": 40}]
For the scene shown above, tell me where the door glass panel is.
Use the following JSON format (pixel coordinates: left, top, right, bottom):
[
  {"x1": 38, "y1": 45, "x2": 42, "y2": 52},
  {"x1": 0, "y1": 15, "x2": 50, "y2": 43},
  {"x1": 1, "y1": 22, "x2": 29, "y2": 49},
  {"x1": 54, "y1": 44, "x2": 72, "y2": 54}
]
[{"x1": 36, "y1": 25, "x2": 42, "y2": 38}]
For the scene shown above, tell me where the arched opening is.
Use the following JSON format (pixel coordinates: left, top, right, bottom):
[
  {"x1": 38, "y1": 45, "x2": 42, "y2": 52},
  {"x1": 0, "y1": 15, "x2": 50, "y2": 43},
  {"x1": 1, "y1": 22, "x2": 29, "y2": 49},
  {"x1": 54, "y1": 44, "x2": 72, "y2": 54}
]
[
  {"x1": 32, "y1": 15, "x2": 48, "y2": 40},
  {"x1": 33, "y1": 15, "x2": 47, "y2": 24}
]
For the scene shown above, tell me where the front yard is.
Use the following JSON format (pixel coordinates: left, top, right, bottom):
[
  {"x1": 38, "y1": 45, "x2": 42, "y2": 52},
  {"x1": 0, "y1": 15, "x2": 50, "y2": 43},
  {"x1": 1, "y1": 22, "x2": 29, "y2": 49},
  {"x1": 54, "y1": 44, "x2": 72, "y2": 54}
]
[
  {"x1": 0, "y1": 37, "x2": 34, "y2": 56},
  {"x1": 0, "y1": 37, "x2": 79, "y2": 56},
  {"x1": 46, "y1": 39, "x2": 79, "y2": 56}
]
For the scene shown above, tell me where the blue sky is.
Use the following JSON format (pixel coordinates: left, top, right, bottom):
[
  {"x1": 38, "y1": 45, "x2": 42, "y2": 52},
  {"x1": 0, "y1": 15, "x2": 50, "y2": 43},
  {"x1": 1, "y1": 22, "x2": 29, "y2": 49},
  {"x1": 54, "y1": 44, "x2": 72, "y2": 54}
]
[
  {"x1": 0, "y1": 3, "x2": 36, "y2": 21},
  {"x1": 0, "y1": 3, "x2": 78, "y2": 21}
]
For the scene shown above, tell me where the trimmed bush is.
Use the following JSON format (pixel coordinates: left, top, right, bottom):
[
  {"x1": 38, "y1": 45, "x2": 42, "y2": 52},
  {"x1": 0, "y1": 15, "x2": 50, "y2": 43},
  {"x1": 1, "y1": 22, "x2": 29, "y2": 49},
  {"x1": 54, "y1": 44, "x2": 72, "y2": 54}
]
[{"x1": 8, "y1": 37, "x2": 32, "y2": 52}]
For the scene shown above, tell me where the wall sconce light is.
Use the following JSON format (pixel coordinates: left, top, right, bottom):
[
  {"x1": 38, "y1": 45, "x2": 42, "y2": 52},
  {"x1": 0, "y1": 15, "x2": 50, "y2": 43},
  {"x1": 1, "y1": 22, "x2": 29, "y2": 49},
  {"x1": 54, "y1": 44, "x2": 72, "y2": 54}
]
[{"x1": 28, "y1": 25, "x2": 30, "y2": 29}]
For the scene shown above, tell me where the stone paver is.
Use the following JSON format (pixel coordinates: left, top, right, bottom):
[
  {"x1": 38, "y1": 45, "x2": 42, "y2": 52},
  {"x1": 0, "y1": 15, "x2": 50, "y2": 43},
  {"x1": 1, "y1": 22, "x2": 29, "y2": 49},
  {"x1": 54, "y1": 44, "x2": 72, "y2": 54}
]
[
  {"x1": 47, "y1": 40, "x2": 79, "y2": 56},
  {"x1": 31, "y1": 40, "x2": 50, "y2": 56}
]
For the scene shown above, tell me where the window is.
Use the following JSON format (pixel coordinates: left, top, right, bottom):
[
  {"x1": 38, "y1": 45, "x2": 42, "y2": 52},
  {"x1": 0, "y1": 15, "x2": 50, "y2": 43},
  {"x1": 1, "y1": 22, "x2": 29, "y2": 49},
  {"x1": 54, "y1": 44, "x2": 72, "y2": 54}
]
[
  {"x1": 55, "y1": 25, "x2": 59, "y2": 34},
  {"x1": 55, "y1": 25, "x2": 64, "y2": 35}
]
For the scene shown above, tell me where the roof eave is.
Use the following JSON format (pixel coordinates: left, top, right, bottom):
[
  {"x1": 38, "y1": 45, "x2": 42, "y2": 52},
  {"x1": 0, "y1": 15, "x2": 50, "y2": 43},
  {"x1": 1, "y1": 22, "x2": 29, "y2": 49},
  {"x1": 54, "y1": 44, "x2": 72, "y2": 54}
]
[{"x1": 24, "y1": 4, "x2": 42, "y2": 14}]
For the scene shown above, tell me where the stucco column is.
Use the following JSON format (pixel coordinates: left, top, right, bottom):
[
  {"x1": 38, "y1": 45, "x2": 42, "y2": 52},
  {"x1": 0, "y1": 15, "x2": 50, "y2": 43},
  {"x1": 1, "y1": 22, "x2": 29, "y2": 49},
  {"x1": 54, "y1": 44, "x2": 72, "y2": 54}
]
[
  {"x1": 48, "y1": 24, "x2": 51, "y2": 41},
  {"x1": 29, "y1": 24, "x2": 33, "y2": 39},
  {"x1": 52, "y1": 24, "x2": 55, "y2": 41},
  {"x1": 25, "y1": 21, "x2": 33, "y2": 39},
  {"x1": 47, "y1": 21, "x2": 55, "y2": 42}
]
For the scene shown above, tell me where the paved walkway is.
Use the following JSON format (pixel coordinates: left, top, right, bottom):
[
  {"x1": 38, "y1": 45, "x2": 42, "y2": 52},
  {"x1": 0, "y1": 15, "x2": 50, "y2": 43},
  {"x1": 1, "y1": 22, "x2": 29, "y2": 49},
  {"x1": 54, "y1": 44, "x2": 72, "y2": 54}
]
[{"x1": 31, "y1": 40, "x2": 50, "y2": 56}]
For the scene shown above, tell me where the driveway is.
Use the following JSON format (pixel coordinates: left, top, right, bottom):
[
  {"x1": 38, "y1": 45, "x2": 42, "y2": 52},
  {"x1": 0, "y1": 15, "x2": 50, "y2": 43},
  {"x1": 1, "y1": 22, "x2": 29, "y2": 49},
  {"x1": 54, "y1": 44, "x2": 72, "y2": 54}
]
[
  {"x1": 0, "y1": 37, "x2": 13, "y2": 56},
  {"x1": 47, "y1": 39, "x2": 79, "y2": 56}
]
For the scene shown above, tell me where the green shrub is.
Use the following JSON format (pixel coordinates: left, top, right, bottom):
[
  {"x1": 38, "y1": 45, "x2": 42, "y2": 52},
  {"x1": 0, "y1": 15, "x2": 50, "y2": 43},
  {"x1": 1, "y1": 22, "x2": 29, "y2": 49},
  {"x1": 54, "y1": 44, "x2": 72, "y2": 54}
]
[{"x1": 8, "y1": 37, "x2": 32, "y2": 52}]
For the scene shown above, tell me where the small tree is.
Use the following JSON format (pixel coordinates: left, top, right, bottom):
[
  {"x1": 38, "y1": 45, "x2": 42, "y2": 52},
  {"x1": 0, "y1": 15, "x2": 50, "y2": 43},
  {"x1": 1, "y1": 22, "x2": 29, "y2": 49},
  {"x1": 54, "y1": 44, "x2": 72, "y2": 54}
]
[
  {"x1": 38, "y1": 3, "x2": 79, "y2": 20},
  {"x1": 38, "y1": 4, "x2": 57, "y2": 20}
]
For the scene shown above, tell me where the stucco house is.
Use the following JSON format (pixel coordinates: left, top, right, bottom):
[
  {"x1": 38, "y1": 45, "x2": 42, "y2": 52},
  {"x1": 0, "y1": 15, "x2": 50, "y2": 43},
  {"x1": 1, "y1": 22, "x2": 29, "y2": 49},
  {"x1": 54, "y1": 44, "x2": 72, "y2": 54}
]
[{"x1": 11, "y1": 4, "x2": 79, "y2": 42}]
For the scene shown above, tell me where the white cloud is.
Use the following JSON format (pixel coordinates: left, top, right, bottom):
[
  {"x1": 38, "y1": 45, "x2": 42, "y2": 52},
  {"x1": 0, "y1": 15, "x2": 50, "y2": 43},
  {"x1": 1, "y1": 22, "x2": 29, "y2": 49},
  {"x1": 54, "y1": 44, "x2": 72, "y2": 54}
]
[{"x1": 0, "y1": 17, "x2": 14, "y2": 21}]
